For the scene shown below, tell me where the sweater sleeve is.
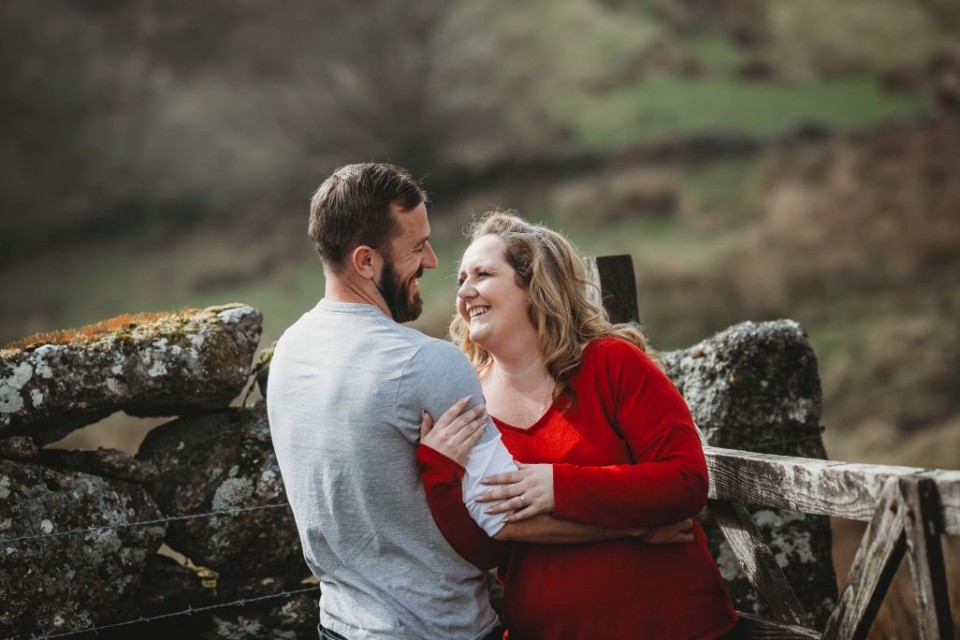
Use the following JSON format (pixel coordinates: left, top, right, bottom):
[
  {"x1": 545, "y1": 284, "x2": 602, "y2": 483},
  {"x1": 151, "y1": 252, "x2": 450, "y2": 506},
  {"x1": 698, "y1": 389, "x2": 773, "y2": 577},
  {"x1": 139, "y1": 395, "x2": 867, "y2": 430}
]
[
  {"x1": 417, "y1": 444, "x2": 507, "y2": 570},
  {"x1": 552, "y1": 339, "x2": 709, "y2": 528}
]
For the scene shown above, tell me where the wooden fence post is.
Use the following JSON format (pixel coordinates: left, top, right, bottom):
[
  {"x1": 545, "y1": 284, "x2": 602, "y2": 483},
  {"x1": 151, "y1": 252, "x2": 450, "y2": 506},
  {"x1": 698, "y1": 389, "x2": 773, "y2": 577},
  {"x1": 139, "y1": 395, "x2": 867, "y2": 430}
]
[
  {"x1": 582, "y1": 255, "x2": 640, "y2": 324},
  {"x1": 900, "y1": 477, "x2": 954, "y2": 639}
]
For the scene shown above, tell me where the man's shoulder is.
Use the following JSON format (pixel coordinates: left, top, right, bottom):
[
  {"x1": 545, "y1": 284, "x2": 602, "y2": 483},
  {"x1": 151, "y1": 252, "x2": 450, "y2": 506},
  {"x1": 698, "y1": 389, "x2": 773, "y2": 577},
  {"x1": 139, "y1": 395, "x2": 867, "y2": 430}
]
[
  {"x1": 399, "y1": 336, "x2": 483, "y2": 414},
  {"x1": 272, "y1": 301, "x2": 469, "y2": 371},
  {"x1": 403, "y1": 332, "x2": 471, "y2": 370},
  {"x1": 276, "y1": 300, "x2": 400, "y2": 346}
]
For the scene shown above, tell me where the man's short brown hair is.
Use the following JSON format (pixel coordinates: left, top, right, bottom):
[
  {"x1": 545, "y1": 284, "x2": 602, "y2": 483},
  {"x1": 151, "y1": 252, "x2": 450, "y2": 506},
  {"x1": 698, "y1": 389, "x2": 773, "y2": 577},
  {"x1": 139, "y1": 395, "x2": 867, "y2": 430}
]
[{"x1": 308, "y1": 163, "x2": 428, "y2": 272}]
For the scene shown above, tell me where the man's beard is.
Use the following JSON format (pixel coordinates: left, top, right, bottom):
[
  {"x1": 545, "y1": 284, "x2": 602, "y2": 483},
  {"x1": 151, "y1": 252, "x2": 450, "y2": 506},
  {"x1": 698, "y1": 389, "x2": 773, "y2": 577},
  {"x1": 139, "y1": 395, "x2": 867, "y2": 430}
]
[{"x1": 378, "y1": 259, "x2": 424, "y2": 323}]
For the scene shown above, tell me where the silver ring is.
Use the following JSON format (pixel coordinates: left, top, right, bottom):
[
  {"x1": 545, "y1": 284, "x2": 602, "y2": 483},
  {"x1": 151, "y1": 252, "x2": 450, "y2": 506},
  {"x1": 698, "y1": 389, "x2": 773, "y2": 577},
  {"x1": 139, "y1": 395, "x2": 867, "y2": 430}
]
[{"x1": 518, "y1": 494, "x2": 526, "y2": 508}]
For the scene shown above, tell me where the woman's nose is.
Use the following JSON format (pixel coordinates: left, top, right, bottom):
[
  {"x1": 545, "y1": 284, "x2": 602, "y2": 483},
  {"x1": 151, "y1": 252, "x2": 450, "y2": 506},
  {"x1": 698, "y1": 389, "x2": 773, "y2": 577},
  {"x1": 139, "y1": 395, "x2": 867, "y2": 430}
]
[{"x1": 457, "y1": 281, "x2": 475, "y2": 299}]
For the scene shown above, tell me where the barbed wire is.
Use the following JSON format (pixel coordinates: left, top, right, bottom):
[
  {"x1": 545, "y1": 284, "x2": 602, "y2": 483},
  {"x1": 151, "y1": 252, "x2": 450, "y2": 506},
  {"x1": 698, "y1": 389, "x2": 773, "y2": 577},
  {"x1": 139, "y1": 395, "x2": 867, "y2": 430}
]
[
  {"x1": 0, "y1": 502, "x2": 291, "y2": 547},
  {"x1": 12, "y1": 585, "x2": 323, "y2": 640}
]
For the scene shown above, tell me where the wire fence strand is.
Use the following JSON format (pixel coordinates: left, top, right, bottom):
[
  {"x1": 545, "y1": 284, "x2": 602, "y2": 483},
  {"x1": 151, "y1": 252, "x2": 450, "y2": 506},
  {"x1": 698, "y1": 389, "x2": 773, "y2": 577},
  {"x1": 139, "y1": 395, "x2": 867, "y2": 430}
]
[
  {"x1": 0, "y1": 502, "x2": 291, "y2": 546},
  {"x1": 14, "y1": 585, "x2": 323, "y2": 640},
  {"x1": 1, "y1": 501, "x2": 310, "y2": 639}
]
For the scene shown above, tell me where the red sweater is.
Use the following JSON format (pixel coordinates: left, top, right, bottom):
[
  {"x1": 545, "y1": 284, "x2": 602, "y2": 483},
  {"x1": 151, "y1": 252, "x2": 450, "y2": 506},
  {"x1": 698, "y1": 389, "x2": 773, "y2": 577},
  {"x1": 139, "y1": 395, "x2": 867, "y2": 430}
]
[{"x1": 419, "y1": 338, "x2": 737, "y2": 639}]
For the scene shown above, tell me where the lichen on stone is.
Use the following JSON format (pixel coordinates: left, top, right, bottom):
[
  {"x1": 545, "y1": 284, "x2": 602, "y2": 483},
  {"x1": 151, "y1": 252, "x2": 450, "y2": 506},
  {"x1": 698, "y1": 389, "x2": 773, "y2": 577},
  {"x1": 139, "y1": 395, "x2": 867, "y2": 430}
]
[
  {"x1": 212, "y1": 477, "x2": 255, "y2": 511},
  {"x1": 0, "y1": 304, "x2": 263, "y2": 444}
]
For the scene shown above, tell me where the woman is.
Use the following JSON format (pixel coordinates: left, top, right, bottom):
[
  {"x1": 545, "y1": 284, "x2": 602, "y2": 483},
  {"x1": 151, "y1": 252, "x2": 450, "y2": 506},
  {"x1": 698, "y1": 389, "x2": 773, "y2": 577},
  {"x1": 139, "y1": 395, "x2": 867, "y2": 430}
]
[{"x1": 420, "y1": 210, "x2": 738, "y2": 639}]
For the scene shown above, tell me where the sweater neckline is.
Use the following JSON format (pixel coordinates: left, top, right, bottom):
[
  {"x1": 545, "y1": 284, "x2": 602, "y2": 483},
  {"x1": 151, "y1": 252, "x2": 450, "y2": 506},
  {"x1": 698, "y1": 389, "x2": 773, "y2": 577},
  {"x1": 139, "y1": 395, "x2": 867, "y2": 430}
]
[
  {"x1": 490, "y1": 402, "x2": 557, "y2": 433},
  {"x1": 487, "y1": 339, "x2": 602, "y2": 433}
]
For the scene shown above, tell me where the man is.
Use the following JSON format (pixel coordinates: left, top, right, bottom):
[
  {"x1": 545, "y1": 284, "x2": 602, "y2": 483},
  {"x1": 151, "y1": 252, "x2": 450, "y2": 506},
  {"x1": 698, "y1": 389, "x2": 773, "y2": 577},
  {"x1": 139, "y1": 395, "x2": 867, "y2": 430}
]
[
  {"x1": 268, "y1": 163, "x2": 687, "y2": 640},
  {"x1": 268, "y1": 163, "x2": 519, "y2": 640}
]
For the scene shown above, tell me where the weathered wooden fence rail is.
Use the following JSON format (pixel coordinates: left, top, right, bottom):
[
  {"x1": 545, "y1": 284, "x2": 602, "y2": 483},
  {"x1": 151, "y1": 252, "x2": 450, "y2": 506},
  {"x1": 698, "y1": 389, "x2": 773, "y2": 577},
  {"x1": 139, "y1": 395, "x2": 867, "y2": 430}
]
[
  {"x1": 586, "y1": 254, "x2": 959, "y2": 640},
  {"x1": 705, "y1": 447, "x2": 958, "y2": 639},
  {"x1": 707, "y1": 448, "x2": 960, "y2": 534}
]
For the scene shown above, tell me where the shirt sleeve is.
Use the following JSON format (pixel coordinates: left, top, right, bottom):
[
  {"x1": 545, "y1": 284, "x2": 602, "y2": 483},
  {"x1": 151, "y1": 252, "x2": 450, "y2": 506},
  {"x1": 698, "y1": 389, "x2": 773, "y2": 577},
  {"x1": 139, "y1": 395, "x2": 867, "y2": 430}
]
[
  {"x1": 401, "y1": 340, "x2": 516, "y2": 536},
  {"x1": 417, "y1": 444, "x2": 507, "y2": 570},
  {"x1": 460, "y1": 427, "x2": 518, "y2": 535},
  {"x1": 552, "y1": 339, "x2": 709, "y2": 528}
]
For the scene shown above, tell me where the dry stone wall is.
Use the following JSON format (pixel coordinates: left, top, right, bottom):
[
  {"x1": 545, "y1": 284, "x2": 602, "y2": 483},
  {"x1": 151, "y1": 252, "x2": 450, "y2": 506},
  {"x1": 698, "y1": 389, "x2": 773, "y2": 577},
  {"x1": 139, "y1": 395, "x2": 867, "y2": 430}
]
[
  {"x1": 137, "y1": 407, "x2": 306, "y2": 601},
  {"x1": 0, "y1": 458, "x2": 165, "y2": 637}
]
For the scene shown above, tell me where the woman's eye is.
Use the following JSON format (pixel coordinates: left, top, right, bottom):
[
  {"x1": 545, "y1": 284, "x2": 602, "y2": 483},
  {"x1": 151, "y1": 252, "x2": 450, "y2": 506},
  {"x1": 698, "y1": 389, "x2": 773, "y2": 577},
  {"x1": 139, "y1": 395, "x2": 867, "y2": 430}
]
[{"x1": 458, "y1": 271, "x2": 491, "y2": 287}]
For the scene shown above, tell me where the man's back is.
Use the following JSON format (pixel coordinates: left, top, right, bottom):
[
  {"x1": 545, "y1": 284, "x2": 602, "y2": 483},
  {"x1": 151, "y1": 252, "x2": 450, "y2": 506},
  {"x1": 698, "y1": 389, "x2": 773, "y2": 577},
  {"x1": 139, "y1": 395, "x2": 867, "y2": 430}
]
[{"x1": 268, "y1": 300, "x2": 498, "y2": 640}]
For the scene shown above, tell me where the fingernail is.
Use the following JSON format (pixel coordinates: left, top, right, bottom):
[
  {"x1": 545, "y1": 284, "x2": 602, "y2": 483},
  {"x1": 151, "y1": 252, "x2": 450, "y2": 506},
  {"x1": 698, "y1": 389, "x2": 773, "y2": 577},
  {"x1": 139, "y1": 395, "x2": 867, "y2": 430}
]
[{"x1": 461, "y1": 395, "x2": 472, "y2": 403}]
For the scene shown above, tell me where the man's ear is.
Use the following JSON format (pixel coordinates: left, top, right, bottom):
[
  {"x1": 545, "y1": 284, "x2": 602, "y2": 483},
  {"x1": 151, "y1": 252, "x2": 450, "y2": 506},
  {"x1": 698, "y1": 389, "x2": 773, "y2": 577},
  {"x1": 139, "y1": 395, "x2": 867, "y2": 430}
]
[{"x1": 351, "y1": 245, "x2": 381, "y2": 281}]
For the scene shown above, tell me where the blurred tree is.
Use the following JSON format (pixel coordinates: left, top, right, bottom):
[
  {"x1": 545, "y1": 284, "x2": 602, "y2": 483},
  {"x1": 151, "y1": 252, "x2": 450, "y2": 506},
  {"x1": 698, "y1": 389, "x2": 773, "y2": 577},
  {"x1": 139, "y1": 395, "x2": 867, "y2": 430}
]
[
  {"x1": 0, "y1": 1, "x2": 154, "y2": 261},
  {"x1": 0, "y1": 0, "x2": 720, "y2": 258},
  {"x1": 767, "y1": 0, "x2": 960, "y2": 78},
  {"x1": 1, "y1": 0, "x2": 521, "y2": 258},
  {"x1": 915, "y1": 0, "x2": 960, "y2": 32},
  {"x1": 230, "y1": 0, "x2": 483, "y2": 177}
]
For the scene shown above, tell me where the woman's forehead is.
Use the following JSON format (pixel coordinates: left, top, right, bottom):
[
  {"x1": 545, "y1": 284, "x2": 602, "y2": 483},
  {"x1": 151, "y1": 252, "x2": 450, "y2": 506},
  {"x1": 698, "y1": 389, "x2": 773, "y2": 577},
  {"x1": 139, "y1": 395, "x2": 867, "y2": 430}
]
[{"x1": 460, "y1": 234, "x2": 507, "y2": 267}]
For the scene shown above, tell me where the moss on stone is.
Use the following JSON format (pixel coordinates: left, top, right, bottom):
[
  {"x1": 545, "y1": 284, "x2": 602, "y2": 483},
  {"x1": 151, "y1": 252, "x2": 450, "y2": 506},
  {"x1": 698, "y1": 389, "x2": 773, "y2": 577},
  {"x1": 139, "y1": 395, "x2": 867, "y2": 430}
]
[{"x1": 1, "y1": 308, "x2": 204, "y2": 354}]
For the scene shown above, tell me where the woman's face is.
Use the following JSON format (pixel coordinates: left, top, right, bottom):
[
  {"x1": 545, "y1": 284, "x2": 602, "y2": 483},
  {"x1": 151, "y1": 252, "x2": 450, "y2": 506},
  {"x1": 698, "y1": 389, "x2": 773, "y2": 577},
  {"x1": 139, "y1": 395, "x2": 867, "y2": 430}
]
[{"x1": 457, "y1": 234, "x2": 533, "y2": 351}]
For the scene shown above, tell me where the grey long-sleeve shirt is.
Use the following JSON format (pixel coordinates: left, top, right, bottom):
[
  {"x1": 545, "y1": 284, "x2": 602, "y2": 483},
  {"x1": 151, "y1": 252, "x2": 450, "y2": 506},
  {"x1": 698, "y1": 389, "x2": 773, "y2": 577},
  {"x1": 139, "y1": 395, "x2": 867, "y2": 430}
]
[{"x1": 268, "y1": 300, "x2": 512, "y2": 640}]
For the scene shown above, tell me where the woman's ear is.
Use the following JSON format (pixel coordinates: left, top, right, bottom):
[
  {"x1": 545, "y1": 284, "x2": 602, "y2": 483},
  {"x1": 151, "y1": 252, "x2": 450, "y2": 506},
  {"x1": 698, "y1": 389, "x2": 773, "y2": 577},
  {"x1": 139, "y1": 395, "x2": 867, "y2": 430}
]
[{"x1": 351, "y1": 245, "x2": 381, "y2": 281}]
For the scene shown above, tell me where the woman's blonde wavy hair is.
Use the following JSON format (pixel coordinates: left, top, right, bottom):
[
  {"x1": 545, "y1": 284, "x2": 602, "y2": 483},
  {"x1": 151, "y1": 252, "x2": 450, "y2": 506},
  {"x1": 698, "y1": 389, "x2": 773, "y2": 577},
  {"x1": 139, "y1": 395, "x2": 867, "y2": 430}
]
[{"x1": 449, "y1": 209, "x2": 658, "y2": 406}]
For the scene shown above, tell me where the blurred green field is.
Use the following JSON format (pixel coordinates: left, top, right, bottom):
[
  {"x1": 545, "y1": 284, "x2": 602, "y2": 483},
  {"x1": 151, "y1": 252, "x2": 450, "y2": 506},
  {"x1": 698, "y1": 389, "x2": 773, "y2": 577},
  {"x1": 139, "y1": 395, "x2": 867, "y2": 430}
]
[
  {"x1": 0, "y1": 197, "x2": 722, "y2": 348},
  {"x1": 548, "y1": 74, "x2": 934, "y2": 151},
  {"x1": 1, "y1": 138, "x2": 774, "y2": 350}
]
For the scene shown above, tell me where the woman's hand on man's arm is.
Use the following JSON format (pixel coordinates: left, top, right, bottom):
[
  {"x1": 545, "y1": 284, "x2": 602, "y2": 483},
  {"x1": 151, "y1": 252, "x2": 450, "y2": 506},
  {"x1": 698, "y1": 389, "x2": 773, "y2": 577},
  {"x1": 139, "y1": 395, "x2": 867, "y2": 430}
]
[{"x1": 420, "y1": 395, "x2": 488, "y2": 466}]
